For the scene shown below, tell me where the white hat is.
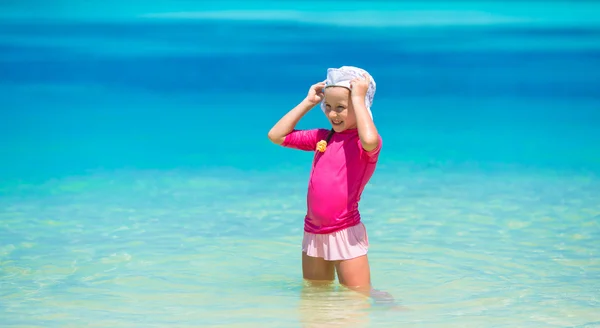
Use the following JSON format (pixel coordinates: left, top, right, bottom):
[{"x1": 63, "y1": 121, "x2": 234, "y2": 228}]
[{"x1": 321, "y1": 66, "x2": 376, "y2": 119}]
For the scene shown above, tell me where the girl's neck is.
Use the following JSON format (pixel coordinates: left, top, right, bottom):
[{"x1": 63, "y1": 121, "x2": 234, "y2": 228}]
[{"x1": 337, "y1": 128, "x2": 358, "y2": 134}]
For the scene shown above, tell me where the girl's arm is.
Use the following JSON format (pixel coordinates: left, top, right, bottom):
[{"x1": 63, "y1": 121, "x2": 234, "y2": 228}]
[
  {"x1": 351, "y1": 75, "x2": 379, "y2": 152},
  {"x1": 267, "y1": 98, "x2": 317, "y2": 145},
  {"x1": 268, "y1": 81, "x2": 325, "y2": 145}
]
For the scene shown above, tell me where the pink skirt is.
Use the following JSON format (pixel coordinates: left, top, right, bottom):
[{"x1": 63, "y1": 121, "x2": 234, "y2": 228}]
[{"x1": 302, "y1": 222, "x2": 369, "y2": 261}]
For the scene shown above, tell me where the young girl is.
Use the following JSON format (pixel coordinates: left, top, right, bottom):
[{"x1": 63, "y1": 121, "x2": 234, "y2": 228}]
[{"x1": 268, "y1": 66, "x2": 391, "y2": 302}]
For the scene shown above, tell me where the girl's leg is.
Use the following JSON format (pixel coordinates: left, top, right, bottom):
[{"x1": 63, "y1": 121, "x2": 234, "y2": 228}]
[
  {"x1": 335, "y1": 255, "x2": 397, "y2": 305},
  {"x1": 334, "y1": 254, "x2": 371, "y2": 294},
  {"x1": 302, "y1": 251, "x2": 335, "y2": 283}
]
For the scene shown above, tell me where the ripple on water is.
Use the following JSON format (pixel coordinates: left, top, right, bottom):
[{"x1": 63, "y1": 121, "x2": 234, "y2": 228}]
[{"x1": 0, "y1": 167, "x2": 599, "y2": 327}]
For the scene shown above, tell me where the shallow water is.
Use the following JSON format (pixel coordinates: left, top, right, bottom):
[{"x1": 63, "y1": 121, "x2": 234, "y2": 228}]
[
  {"x1": 1, "y1": 167, "x2": 599, "y2": 327},
  {"x1": 1, "y1": 1, "x2": 600, "y2": 327}
]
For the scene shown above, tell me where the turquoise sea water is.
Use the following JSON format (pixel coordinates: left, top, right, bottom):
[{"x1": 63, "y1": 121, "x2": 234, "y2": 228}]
[{"x1": 1, "y1": 1, "x2": 600, "y2": 327}]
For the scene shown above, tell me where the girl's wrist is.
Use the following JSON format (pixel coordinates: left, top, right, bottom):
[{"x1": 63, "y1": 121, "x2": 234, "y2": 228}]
[
  {"x1": 302, "y1": 98, "x2": 319, "y2": 107},
  {"x1": 351, "y1": 95, "x2": 366, "y2": 105}
]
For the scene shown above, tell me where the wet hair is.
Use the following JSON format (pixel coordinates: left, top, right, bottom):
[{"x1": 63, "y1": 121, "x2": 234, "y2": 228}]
[{"x1": 325, "y1": 128, "x2": 335, "y2": 143}]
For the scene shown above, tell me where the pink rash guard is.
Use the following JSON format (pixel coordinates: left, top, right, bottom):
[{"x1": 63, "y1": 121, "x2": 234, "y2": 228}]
[{"x1": 282, "y1": 128, "x2": 382, "y2": 234}]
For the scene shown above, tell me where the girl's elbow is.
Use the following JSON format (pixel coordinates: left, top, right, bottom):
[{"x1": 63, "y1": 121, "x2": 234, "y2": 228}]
[
  {"x1": 268, "y1": 131, "x2": 285, "y2": 145},
  {"x1": 361, "y1": 137, "x2": 379, "y2": 152}
]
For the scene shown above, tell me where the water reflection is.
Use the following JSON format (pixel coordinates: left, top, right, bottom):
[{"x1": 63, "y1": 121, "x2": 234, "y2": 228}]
[{"x1": 298, "y1": 281, "x2": 370, "y2": 328}]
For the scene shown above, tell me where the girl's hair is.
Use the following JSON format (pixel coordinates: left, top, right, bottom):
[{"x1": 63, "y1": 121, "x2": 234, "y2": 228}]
[{"x1": 325, "y1": 128, "x2": 335, "y2": 143}]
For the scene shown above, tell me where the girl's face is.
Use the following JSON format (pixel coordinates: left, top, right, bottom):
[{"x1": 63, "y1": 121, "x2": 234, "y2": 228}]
[{"x1": 323, "y1": 87, "x2": 357, "y2": 132}]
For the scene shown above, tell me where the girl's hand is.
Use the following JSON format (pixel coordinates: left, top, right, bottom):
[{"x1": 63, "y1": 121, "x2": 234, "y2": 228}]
[
  {"x1": 350, "y1": 73, "x2": 370, "y2": 99},
  {"x1": 305, "y1": 81, "x2": 326, "y2": 105}
]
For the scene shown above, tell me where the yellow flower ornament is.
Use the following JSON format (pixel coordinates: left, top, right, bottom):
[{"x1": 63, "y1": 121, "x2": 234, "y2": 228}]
[{"x1": 316, "y1": 140, "x2": 327, "y2": 152}]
